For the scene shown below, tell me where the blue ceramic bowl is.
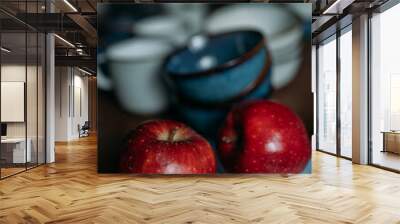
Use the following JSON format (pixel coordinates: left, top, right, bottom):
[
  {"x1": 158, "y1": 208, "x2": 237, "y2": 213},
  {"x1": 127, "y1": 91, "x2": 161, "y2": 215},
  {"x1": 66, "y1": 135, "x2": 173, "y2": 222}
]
[
  {"x1": 175, "y1": 66, "x2": 272, "y2": 138},
  {"x1": 165, "y1": 30, "x2": 272, "y2": 104}
]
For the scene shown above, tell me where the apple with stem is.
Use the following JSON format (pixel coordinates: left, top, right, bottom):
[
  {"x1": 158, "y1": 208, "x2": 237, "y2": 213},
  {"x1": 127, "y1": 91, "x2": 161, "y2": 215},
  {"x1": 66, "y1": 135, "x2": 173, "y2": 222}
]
[
  {"x1": 218, "y1": 100, "x2": 310, "y2": 173},
  {"x1": 120, "y1": 120, "x2": 216, "y2": 174}
]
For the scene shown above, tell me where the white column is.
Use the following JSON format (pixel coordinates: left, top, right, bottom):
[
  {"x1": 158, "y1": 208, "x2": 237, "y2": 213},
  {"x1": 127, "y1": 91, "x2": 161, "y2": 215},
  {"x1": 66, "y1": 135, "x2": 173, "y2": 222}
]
[
  {"x1": 46, "y1": 33, "x2": 55, "y2": 163},
  {"x1": 352, "y1": 14, "x2": 369, "y2": 164},
  {"x1": 55, "y1": 67, "x2": 74, "y2": 141},
  {"x1": 46, "y1": 1, "x2": 56, "y2": 163}
]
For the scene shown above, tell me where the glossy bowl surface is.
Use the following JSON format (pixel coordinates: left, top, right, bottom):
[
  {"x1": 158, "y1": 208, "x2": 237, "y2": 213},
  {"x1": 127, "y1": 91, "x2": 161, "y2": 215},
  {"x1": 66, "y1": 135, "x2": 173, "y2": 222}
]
[
  {"x1": 165, "y1": 30, "x2": 271, "y2": 104},
  {"x1": 175, "y1": 67, "x2": 272, "y2": 138}
]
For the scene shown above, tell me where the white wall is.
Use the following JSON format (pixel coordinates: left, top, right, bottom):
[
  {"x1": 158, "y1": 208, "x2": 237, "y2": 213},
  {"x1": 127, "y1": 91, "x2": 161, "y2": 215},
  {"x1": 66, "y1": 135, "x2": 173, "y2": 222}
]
[
  {"x1": 55, "y1": 66, "x2": 70, "y2": 141},
  {"x1": 55, "y1": 67, "x2": 89, "y2": 141},
  {"x1": 70, "y1": 73, "x2": 89, "y2": 139}
]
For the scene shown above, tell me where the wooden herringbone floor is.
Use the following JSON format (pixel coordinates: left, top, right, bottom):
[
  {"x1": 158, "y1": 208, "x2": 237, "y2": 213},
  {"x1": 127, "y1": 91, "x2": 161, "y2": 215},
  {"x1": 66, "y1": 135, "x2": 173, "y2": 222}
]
[{"x1": 1, "y1": 135, "x2": 400, "y2": 224}]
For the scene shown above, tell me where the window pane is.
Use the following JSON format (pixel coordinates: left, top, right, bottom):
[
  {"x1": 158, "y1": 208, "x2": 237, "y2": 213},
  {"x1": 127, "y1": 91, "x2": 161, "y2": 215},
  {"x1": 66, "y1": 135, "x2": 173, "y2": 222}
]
[
  {"x1": 371, "y1": 4, "x2": 400, "y2": 171},
  {"x1": 318, "y1": 37, "x2": 337, "y2": 154},
  {"x1": 340, "y1": 29, "x2": 352, "y2": 158}
]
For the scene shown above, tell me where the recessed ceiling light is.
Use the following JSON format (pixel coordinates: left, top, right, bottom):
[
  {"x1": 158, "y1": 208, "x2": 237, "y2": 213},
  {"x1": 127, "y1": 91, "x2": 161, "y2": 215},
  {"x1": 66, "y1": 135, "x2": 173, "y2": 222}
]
[
  {"x1": 63, "y1": 0, "x2": 78, "y2": 12},
  {"x1": 54, "y1": 34, "x2": 75, "y2": 48},
  {"x1": 322, "y1": 0, "x2": 354, "y2": 15},
  {"x1": 1, "y1": 47, "x2": 11, "y2": 53},
  {"x1": 78, "y1": 67, "x2": 92, "y2": 76}
]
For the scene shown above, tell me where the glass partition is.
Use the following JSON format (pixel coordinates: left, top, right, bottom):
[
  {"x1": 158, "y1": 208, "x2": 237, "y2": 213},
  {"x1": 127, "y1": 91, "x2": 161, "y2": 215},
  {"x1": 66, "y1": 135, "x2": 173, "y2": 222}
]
[
  {"x1": 27, "y1": 0, "x2": 38, "y2": 170},
  {"x1": 0, "y1": 2, "x2": 46, "y2": 179},
  {"x1": 27, "y1": 30, "x2": 38, "y2": 169},
  {"x1": 0, "y1": 30, "x2": 28, "y2": 177}
]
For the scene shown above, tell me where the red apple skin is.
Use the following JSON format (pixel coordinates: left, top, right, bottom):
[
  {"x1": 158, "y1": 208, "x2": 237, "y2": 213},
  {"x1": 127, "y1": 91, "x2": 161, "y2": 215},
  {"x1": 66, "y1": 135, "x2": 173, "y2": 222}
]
[
  {"x1": 218, "y1": 100, "x2": 311, "y2": 173},
  {"x1": 120, "y1": 120, "x2": 216, "y2": 174}
]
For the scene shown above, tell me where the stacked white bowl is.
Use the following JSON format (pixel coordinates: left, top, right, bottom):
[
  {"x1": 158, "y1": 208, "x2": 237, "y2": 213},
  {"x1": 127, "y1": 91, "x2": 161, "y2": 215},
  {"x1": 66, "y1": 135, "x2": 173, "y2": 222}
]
[{"x1": 205, "y1": 4, "x2": 304, "y2": 89}]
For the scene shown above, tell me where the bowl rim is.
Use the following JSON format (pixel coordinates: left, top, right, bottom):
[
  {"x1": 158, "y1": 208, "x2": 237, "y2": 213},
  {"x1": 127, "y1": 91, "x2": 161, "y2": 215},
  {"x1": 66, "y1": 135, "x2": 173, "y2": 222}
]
[
  {"x1": 171, "y1": 52, "x2": 272, "y2": 109},
  {"x1": 165, "y1": 29, "x2": 266, "y2": 79}
]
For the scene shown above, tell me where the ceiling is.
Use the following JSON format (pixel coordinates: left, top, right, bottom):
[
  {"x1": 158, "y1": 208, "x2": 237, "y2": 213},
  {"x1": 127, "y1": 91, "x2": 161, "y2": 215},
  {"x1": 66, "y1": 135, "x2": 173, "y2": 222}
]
[{"x1": 0, "y1": 0, "x2": 393, "y2": 73}]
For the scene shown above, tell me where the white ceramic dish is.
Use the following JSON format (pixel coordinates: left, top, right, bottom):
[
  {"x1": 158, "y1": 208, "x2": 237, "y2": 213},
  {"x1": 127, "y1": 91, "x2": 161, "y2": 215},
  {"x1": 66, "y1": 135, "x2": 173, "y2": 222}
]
[
  {"x1": 98, "y1": 38, "x2": 173, "y2": 115},
  {"x1": 206, "y1": 5, "x2": 295, "y2": 37},
  {"x1": 271, "y1": 57, "x2": 302, "y2": 89},
  {"x1": 286, "y1": 3, "x2": 312, "y2": 21},
  {"x1": 97, "y1": 53, "x2": 112, "y2": 91},
  {"x1": 134, "y1": 15, "x2": 188, "y2": 46},
  {"x1": 205, "y1": 5, "x2": 304, "y2": 65},
  {"x1": 164, "y1": 4, "x2": 207, "y2": 35},
  {"x1": 272, "y1": 42, "x2": 303, "y2": 65},
  {"x1": 268, "y1": 23, "x2": 303, "y2": 56}
]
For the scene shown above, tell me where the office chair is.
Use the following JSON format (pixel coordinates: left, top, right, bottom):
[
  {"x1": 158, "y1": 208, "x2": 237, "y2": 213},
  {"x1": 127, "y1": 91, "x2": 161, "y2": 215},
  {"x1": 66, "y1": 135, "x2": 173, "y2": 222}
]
[{"x1": 79, "y1": 121, "x2": 90, "y2": 138}]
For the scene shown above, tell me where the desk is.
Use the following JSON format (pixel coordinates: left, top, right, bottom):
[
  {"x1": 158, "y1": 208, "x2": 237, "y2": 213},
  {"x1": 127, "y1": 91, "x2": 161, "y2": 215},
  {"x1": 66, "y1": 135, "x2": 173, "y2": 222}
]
[
  {"x1": 1, "y1": 138, "x2": 31, "y2": 163},
  {"x1": 382, "y1": 131, "x2": 400, "y2": 154}
]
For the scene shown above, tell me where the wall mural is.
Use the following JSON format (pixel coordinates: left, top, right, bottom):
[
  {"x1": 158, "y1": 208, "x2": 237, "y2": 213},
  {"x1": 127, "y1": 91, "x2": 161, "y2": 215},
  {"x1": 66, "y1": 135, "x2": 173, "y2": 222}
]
[{"x1": 97, "y1": 3, "x2": 313, "y2": 174}]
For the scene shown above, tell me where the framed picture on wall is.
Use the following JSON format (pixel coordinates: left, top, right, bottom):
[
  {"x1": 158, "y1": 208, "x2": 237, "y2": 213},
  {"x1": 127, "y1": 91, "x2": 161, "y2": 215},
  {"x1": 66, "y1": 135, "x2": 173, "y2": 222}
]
[{"x1": 1, "y1": 81, "x2": 25, "y2": 122}]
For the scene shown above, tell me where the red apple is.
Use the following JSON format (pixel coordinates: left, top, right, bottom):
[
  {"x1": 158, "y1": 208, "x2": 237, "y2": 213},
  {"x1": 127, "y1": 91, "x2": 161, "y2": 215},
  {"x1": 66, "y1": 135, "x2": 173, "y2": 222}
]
[
  {"x1": 120, "y1": 120, "x2": 216, "y2": 174},
  {"x1": 218, "y1": 100, "x2": 310, "y2": 173}
]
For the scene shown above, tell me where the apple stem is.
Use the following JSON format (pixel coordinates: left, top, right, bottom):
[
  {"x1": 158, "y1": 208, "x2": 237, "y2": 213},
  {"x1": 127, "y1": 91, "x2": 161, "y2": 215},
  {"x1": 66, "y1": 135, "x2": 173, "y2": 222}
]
[{"x1": 169, "y1": 128, "x2": 178, "y2": 142}]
